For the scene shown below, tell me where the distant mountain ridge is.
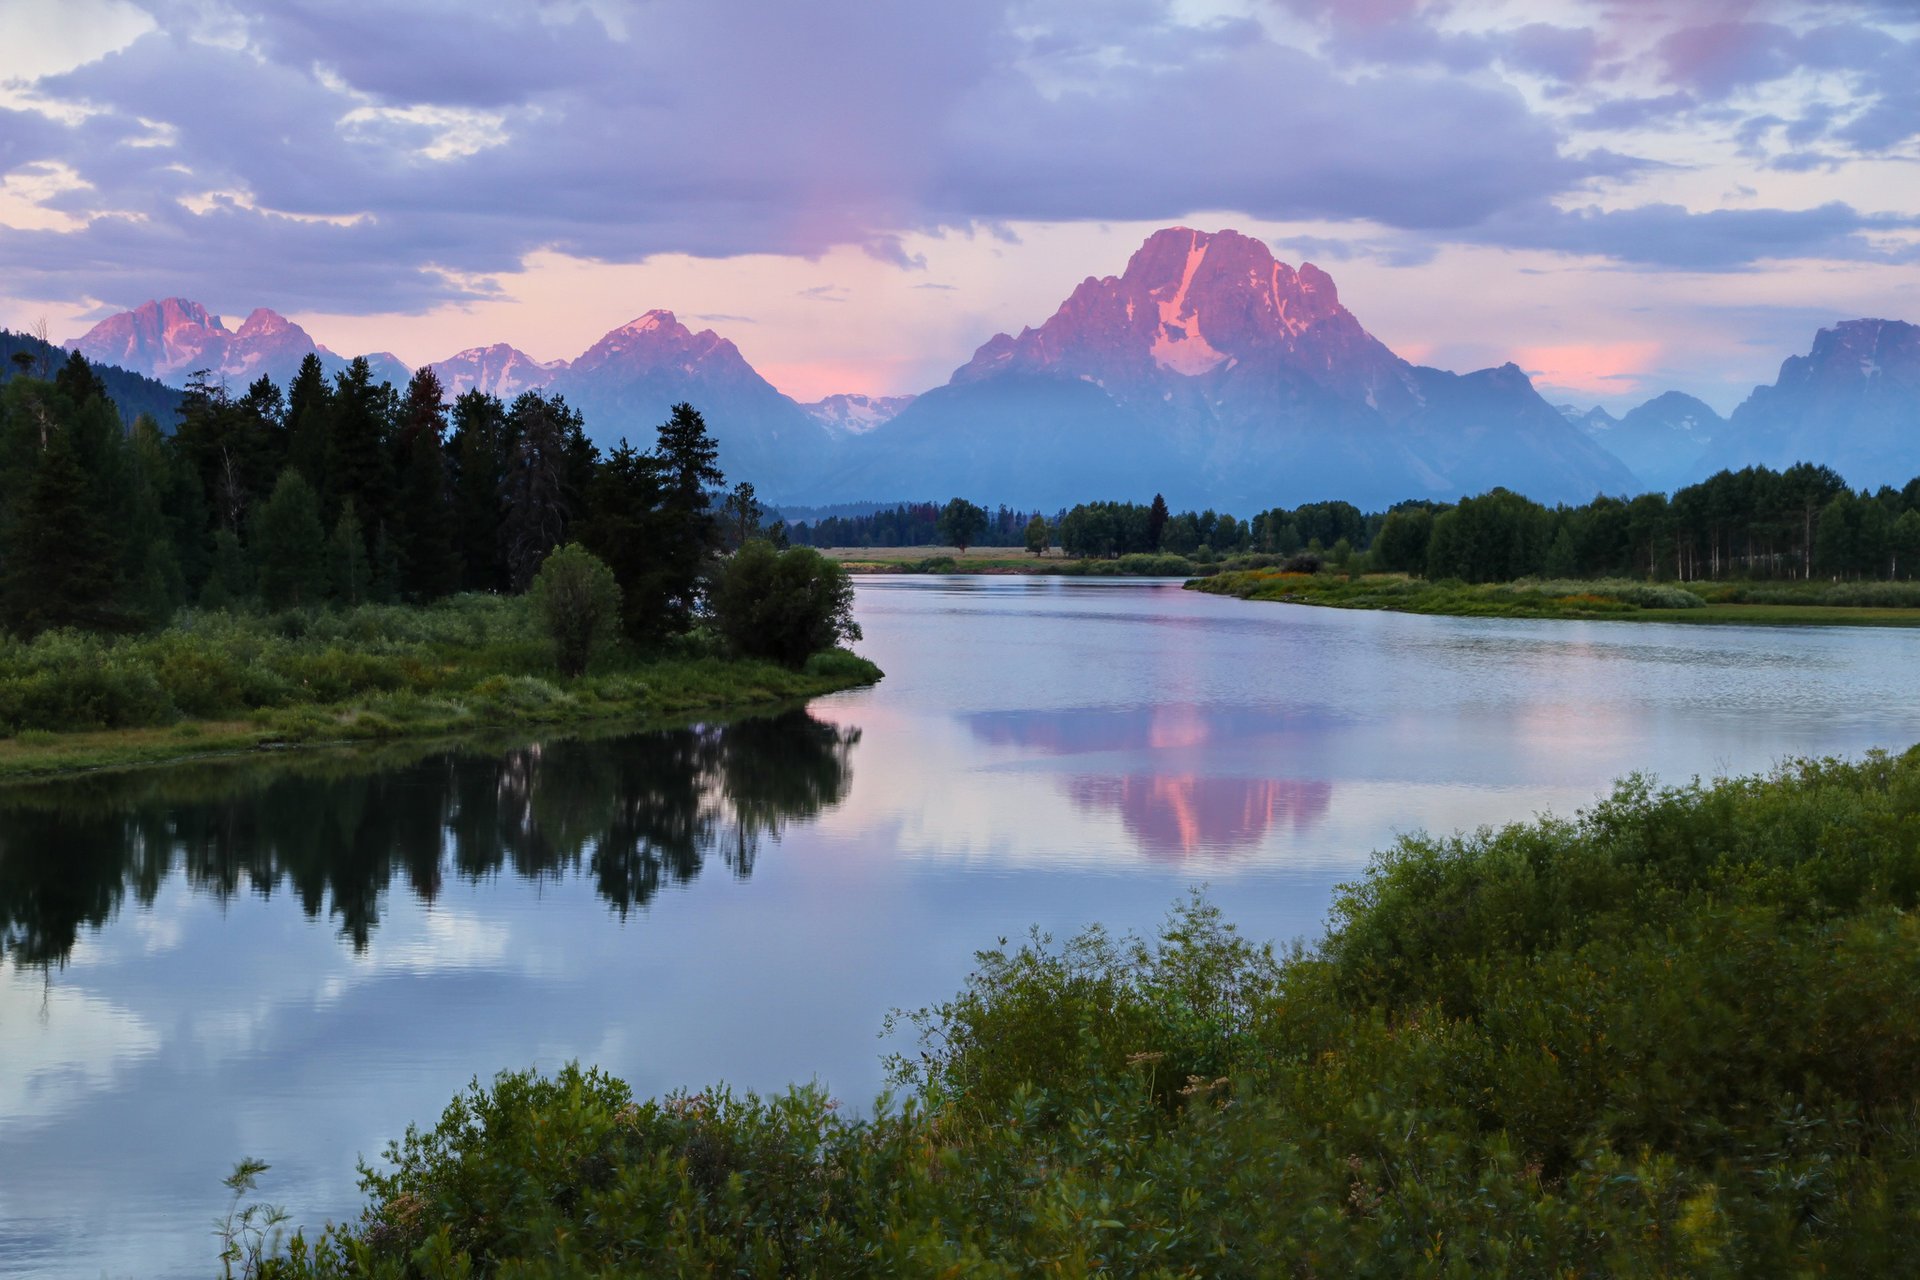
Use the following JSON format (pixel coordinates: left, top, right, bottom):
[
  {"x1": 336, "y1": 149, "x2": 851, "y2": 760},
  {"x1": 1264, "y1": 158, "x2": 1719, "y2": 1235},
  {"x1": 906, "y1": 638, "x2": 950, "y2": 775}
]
[
  {"x1": 1698, "y1": 319, "x2": 1920, "y2": 487},
  {"x1": 68, "y1": 297, "x2": 407, "y2": 392},
  {"x1": 62, "y1": 257, "x2": 1920, "y2": 508},
  {"x1": 819, "y1": 227, "x2": 1636, "y2": 509}
]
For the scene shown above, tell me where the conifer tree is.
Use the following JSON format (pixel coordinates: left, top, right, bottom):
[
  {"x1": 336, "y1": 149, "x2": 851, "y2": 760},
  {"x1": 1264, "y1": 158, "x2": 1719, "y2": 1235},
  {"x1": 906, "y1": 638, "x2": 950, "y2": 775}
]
[
  {"x1": 285, "y1": 353, "x2": 332, "y2": 491},
  {"x1": 393, "y1": 367, "x2": 460, "y2": 600},
  {"x1": 502, "y1": 391, "x2": 579, "y2": 591},
  {"x1": 330, "y1": 500, "x2": 371, "y2": 605},
  {"x1": 200, "y1": 528, "x2": 253, "y2": 609},
  {"x1": 324, "y1": 356, "x2": 394, "y2": 532},
  {"x1": 2, "y1": 424, "x2": 119, "y2": 635},
  {"x1": 252, "y1": 470, "x2": 328, "y2": 609},
  {"x1": 448, "y1": 390, "x2": 510, "y2": 592}
]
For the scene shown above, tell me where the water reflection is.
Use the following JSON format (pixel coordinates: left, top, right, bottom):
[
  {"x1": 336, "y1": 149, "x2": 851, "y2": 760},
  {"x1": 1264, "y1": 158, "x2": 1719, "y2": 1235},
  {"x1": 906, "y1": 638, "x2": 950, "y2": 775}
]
[
  {"x1": 1066, "y1": 775, "x2": 1333, "y2": 858},
  {"x1": 0, "y1": 711, "x2": 858, "y2": 970}
]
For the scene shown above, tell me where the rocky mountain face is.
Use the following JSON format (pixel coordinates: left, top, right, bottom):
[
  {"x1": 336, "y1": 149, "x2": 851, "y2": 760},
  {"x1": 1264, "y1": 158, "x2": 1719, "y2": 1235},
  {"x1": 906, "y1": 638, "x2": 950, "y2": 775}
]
[
  {"x1": 822, "y1": 228, "x2": 1636, "y2": 509},
  {"x1": 802, "y1": 393, "x2": 915, "y2": 435},
  {"x1": 549, "y1": 310, "x2": 838, "y2": 493},
  {"x1": 68, "y1": 298, "x2": 410, "y2": 392},
  {"x1": 1587, "y1": 391, "x2": 1721, "y2": 492},
  {"x1": 1699, "y1": 320, "x2": 1920, "y2": 487},
  {"x1": 430, "y1": 343, "x2": 566, "y2": 401}
]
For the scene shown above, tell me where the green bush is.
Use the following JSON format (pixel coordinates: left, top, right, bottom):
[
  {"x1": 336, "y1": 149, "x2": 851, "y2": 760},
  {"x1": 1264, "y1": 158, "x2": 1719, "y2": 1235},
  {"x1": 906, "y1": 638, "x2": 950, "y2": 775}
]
[
  {"x1": 262, "y1": 747, "x2": 1920, "y2": 1277},
  {"x1": 528, "y1": 544, "x2": 623, "y2": 678},
  {"x1": 711, "y1": 541, "x2": 862, "y2": 667}
]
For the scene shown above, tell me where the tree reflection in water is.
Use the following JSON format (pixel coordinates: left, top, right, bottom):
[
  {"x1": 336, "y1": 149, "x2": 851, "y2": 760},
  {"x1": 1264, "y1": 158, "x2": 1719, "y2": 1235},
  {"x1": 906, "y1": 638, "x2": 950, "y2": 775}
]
[{"x1": 0, "y1": 710, "x2": 858, "y2": 969}]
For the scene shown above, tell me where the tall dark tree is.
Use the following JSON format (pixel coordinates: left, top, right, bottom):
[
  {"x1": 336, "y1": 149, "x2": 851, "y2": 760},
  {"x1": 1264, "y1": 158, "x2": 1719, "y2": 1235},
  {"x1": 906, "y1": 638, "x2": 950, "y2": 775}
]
[
  {"x1": 448, "y1": 390, "x2": 511, "y2": 592},
  {"x1": 324, "y1": 356, "x2": 395, "y2": 534},
  {"x1": 579, "y1": 439, "x2": 665, "y2": 639},
  {"x1": 2, "y1": 423, "x2": 119, "y2": 635},
  {"x1": 501, "y1": 391, "x2": 581, "y2": 591},
  {"x1": 284, "y1": 353, "x2": 331, "y2": 491},
  {"x1": 938, "y1": 497, "x2": 988, "y2": 553},
  {"x1": 1146, "y1": 492, "x2": 1170, "y2": 551},
  {"x1": 252, "y1": 470, "x2": 328, "y2": 609},
  {"x1": 392, "y1": 367, "x2": 460, "y2": 600},
  {"x1": 647, "y1": 403, "x2": 724, "y2": 630}
]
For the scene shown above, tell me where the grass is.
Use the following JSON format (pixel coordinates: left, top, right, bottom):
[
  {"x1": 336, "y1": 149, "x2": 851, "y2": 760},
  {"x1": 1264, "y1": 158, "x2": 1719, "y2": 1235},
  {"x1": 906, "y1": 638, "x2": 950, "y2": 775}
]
[
  {"x1": 0, "y1": 595, "x2": 881, "y2": 781},
  {"x1": 1193, "y1": 569, "x2": 1920, "y2": 626},
  {"x1": 821, "y1": 545, "x2": 1206, "y2": 576}
]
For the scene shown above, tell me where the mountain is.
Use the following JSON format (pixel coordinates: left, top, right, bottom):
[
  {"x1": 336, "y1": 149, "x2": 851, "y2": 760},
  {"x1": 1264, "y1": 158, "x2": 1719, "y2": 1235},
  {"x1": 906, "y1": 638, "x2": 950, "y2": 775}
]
[
  {"x1": 818, "y1": 228, "x2": 1635, "y2": 510},
  {"x1": 1600, "y1": 392, "x2": 1721, "y2": 492},
  {"x1": 67, "y1": 298, "x2": 411, "y2": 391},
  {"x1": 1558, "y1": 404, "x2": 1618, "y2": 434},
  {"x1": 1699, "y1": 320, "x2": 1920, "y2": 487},
  {"x1": 551, "y1": 310, "x2": 838, "y2": 497},
  {"x1": 2, "y1": 328, "x2": 183, "y2": 427},
  {"x1": 802, "y1": 393, "x2": 915, "y2": 436},
  {"x1": 430, "y1": 343, "x2": 566, "y2": 401}
]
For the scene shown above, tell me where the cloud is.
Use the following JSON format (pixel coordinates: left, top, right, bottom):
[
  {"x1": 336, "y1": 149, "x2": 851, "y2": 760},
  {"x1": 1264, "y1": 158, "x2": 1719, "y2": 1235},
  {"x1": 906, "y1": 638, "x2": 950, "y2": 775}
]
[
  {"x1": 1470, "y1": 200, "x2": 1920, "y2": 270},
  {"x1": 0, "y1": 0, "x2": 1912, "y2": 317}
]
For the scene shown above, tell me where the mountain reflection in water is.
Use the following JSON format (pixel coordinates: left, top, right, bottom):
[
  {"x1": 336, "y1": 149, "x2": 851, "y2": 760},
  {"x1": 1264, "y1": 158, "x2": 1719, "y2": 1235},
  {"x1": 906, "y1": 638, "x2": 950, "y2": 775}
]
[
  {"x1": 967, "y1": 703, "x2": 1335, "y2": 858},
  {"x1": 0, "y1": 711, "x2": 858, "y2": 970}
]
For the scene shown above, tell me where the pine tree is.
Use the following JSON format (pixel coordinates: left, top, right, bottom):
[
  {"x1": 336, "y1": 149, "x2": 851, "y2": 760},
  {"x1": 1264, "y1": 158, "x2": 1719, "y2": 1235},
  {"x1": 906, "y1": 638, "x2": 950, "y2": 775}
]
[
  {"x1": 579, "y1": 439, "x2": 665, "y2": 639},
  {"x1": 502, "y1": 392, "x2": 579, "y2": 591},
  {"x1": 200, "y1": 528, "x2": 253, "y2": 609},
  {"x1": 648, "y1": 403, "x2": 724, "y2": 631},
  {"x1": 252, "y1": 470, "x2": 328, "y2": 609},
  {"x1": 2, "y1": 424, "x2": 119, "y2": 635},
  {"x1": 324, "y1": 356, "x2": 395, "y2": 533},
  {"x1": 284, "y1": 353, "x2": 331, "y2": 491},
  {"x1": 330, "y1": 500, "x2": 371, "y2": 605},
  {"x1": 393, "y1": 368, "x2": 460, "y2": 600},
  {"x1": 448, "y1": 390, "x2": 510, "y2": 592},
  {"x1": 1146, "y1": 493, "x2": 1170, "y2": 551}
]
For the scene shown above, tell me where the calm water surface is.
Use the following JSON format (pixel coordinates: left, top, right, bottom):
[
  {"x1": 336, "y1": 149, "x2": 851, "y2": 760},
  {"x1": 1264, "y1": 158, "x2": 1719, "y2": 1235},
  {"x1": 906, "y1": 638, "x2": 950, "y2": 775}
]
[{"x1": 4, "y1": 576, "x2": 1919, "y2": 1277}]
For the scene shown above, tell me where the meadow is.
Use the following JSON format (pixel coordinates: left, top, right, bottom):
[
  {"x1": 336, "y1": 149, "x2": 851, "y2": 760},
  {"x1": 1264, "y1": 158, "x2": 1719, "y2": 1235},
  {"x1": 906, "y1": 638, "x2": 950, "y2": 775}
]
[{"x1": 0, "y1": 594, "x2": 879, "y2": 780}]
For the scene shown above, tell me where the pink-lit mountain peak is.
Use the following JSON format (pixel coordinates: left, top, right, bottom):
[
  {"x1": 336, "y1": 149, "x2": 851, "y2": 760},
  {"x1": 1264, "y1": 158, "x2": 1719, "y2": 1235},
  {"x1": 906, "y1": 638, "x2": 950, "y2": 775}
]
[
  {"x1": 571, "y1": 308, "x2": 750, "y2": 376},
  {"x1": 954, "y1": 227, "x2": 1365, "y2": 386}
]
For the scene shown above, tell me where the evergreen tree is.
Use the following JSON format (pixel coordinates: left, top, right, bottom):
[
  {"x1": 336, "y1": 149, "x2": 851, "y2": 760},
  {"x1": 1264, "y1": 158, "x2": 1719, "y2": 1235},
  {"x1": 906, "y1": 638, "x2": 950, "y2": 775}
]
[
  {"x1": 252, "y1": 470, "x2": 328, "y2": 609},
  {"x1": 448, "y1": 390, "x2": 511, "y2": 593},
  {"x1": 284, "y1": 353, "x2": 331, "y2": 491},
  {"x1": 502, "y1": 391, "x2": 580, "y2": 591},
  {"x1": 579, "y1": 439, "x2": 665, "y2": 639},
  {"x1": 122, "y1": 418, "x2": 186, "y2": 625},
  {"x1": 200, "y1": 528, "x2": 254, "y2": 609},
  {"x1": 371, "y1": 519, "x2": 400, "y2": 604},
  {"x1": 393, "y1": 367, "x2": 460, "y2": 600},
  {"x1": 2, "y1": 424, "x2": 119, "y2": 635},
  {"x1": 647, "y1": 403, "x2": 724, "y2": 630},
  {"x1": 324, "y1": 356, "x2": 395, "y2": 532},
  {"x1": 331, "y1": 500, "x2": 371, "y2": 605},
  {"x1": 1146, "y1": 493, "x2": 1170, "y2": 551}
]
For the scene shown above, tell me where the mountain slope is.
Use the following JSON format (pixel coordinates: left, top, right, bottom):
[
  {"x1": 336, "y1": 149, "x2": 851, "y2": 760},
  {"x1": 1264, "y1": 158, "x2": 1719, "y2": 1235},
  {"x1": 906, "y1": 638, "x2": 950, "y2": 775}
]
[
  {"x1": 818, "y1": 228, "x2": 1634, "y2": 509},
  {"x1": 430, "y1": 343, "x2": 566, "y2": 401},
  {"x1": 1600, "y1": 391, "x2": 1721, "y2": 492},
  {"x1": 550, "y1": 310, "x2": 839, "y2": 497},
  {"x1": 68, "y1": 298, "x2": 410, "y2": 391},
  {"x1": 1699, "y1": 320, "x2": 1920, "y2": 486},
  {"x1": 2, "y1": 329, "x2": 183, "y2": 427}
]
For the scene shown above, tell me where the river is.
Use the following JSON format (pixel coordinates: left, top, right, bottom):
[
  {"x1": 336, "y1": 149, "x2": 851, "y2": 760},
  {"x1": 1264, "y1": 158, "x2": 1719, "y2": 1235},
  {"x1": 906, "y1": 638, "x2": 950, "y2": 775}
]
[{"x1": 3, "y1": 576, "x2": 1918, "y2": 1277}]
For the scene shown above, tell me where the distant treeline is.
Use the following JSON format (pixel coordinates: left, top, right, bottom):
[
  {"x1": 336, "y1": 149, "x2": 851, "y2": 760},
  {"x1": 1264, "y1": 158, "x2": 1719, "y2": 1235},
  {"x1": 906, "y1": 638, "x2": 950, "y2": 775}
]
[
  {"x1": 789, "y1": 501, "x2": 1047, "y2": 548},
  {"x1": 853, "y1": 463, "x2": 1920, "y2": 583},
  {"x1": 2, "y1": 328, "x2": 182, "y2": 428},
  {"x1": 0, "y1": 348, "x2": 771, "y2": 641}
]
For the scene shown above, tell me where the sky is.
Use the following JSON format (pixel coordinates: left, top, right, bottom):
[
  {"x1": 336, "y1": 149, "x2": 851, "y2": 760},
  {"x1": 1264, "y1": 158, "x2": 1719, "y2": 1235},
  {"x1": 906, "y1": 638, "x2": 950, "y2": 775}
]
[{"x1": 0, "y1": 0, "x2": 1916, "y2": 413}]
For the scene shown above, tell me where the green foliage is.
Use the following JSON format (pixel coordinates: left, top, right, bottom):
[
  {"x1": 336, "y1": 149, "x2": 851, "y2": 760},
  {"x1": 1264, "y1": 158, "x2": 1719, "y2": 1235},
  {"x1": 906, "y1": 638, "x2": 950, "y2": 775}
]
[
  {"x1": 711, "y1": 540, "x2": 862, "y2": 667},
  {"x1": 937, "y1": 495, "x2": 989, "y2": 553},
  {"x1": 528, "y1": 543, "x2": 622, "y2": 677},
  {"x1": 262, "y1": 748, "x2": 1920, "y2": 1277},
  {"x1": 252, "y1": 471, "x2": 329, "y2": 609},
  {"x1": 1023, "y1": 512, "x2": 1050, "y2": 556}
]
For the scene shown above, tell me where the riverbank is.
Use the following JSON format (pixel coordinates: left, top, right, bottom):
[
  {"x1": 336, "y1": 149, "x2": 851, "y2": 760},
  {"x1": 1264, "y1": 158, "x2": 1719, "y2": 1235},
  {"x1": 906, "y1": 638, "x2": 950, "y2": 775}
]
[
  {"x1": 0, "y1": 595, "x2": 881, "y2": 781},
  {"x1": 1191, "y1": 568, "x2": 1920, "y2": 625},
  {"x1": 255, "y1": 745, "x2": 1920, "y2": 1276},
  {"x1": 823, "y1": 545, "x2": 1206, "y2": 575}
]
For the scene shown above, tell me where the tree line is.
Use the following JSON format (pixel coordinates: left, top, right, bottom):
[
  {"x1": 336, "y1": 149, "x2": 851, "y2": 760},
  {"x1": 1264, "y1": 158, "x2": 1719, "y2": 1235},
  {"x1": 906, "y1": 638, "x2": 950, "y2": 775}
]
[
  {"x1": 0, "y1": 349, "x2": 779, "y2": 641},
  {"x1": 786, "y1": 501, "x2": 1046, "y2": 550},
  {"x1": 892, "y1": 462, "x2": 1920, "y2": 584}
]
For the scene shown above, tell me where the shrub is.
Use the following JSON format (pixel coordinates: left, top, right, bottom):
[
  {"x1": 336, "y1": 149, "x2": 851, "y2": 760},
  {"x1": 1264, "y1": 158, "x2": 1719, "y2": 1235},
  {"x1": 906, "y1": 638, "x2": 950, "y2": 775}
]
[
  {"x1": 711, "y1": 541, "x2": 862, "y2": 667},
  {"x1": 528, "y1": 544, "x2": 622, "y2": 678}
]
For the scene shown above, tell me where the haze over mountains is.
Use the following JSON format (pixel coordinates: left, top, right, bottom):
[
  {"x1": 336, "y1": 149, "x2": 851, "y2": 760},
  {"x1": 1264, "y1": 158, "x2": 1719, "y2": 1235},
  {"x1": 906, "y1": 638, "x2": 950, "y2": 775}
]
[{"x1": 58, "y1": 229, "x2": 1920, "y2": 508}]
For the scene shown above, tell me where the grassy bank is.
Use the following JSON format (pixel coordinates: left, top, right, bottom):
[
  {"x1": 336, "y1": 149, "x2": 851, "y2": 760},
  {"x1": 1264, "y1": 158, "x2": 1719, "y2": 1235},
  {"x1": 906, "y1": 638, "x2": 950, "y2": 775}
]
[
  {"x1": 825, "y1": 545, "x2": 1207, "y2": 576},
  {"x1": 1193, "y1": 569, "x2": 1920, "y2": 625},
  {"x1": 0, "y1": 595, "x2": 880, "y2": 781},
  {"x1": 249, "y1": 745, "x2": 1920, "y2": 1276}
]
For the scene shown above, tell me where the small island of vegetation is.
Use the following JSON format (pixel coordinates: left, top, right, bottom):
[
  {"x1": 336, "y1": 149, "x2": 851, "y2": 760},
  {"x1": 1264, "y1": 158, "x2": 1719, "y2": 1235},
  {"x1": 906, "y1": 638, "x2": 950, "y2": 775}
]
[
  {"x1": 0, "y1": 348, "x2": 875, "y2": 779},
  {"x1": 223, "y1": 745, "x2": 1920, "y2": 1276}
]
